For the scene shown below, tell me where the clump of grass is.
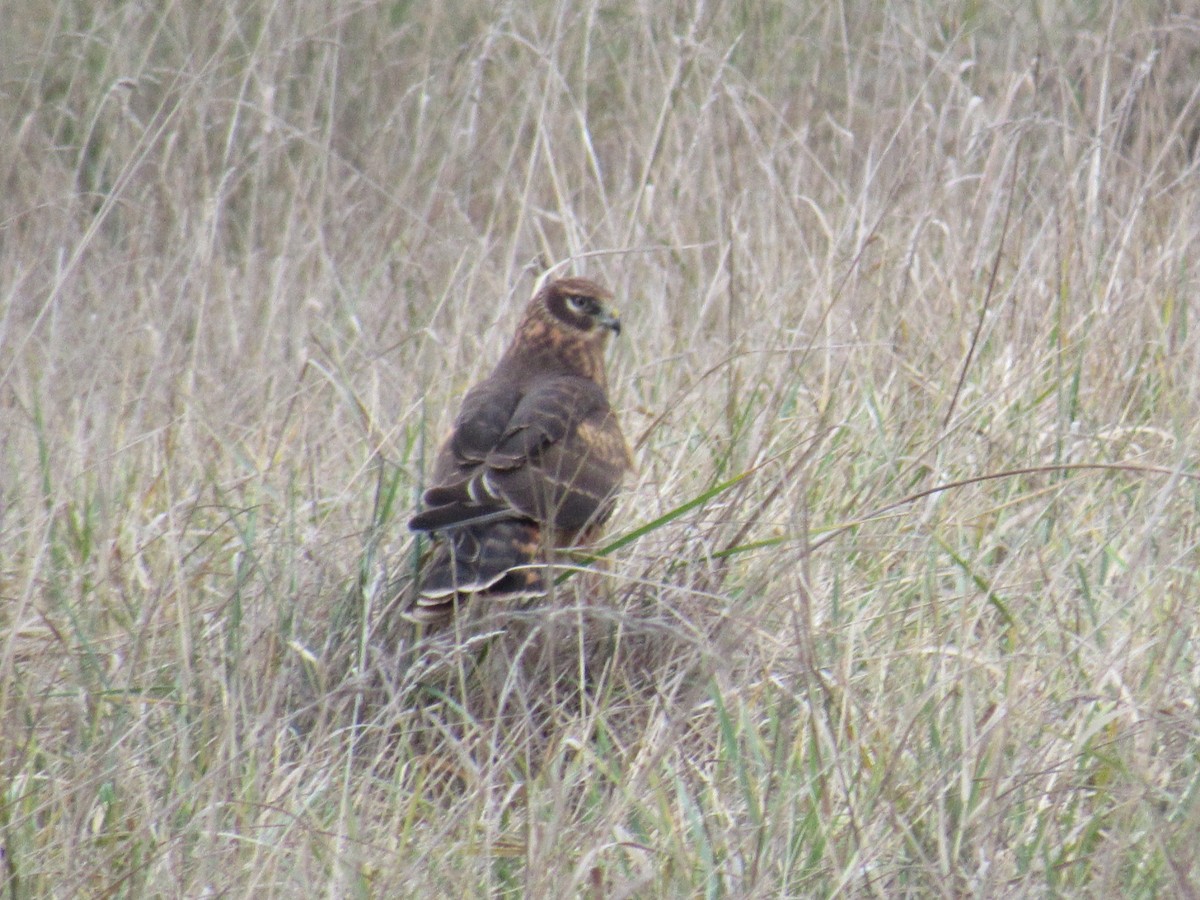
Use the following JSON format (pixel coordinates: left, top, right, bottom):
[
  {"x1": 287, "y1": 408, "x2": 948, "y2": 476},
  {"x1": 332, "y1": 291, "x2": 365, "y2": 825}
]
[{"x1": 3, "y1": 1, "x2": 1200, "y2": 896}]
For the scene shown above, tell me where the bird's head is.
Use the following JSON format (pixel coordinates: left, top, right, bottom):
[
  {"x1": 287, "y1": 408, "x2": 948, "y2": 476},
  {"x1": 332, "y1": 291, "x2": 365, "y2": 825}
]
[
  {"x1": 538, "y1": 277, "x2": 621, "y2": 340},
  {"x1": 504, "y1": 276, "x2": 623, "y2": 385}
]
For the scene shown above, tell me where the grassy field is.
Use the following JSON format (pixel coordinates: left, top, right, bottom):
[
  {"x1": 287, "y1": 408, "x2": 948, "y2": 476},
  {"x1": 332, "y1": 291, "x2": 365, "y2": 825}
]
[{"x1": 3, "y1": 1, "x2": 1200, "y2": 896}]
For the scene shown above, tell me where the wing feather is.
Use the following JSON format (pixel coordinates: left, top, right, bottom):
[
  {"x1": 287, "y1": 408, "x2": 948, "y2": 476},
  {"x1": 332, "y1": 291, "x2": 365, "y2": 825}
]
[
  {"x1": 484, "y1": 378, "x2": 630, "y2": 535},
  {"x1": 409, "y1": 375, "x2": 629, "y2": 538}
]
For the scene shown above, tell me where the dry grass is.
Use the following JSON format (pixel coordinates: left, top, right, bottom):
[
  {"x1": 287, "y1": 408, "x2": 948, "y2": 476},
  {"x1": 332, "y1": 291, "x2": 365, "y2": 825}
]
[{"x1": 3, "y1": 1, "x2": 1200, "y2": 896}]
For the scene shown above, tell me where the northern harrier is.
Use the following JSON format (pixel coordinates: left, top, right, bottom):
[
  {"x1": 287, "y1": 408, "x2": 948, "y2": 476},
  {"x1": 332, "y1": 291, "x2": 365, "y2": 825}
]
[{"x1": 408, "y1": 277, "x2": 632, "y2": 621}]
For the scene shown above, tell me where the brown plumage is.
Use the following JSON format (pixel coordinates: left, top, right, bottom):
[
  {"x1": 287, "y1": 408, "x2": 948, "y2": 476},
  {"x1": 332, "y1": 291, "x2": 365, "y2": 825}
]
[{"x1": 408, "y1": 276, "x2": 632, "y2": 621}]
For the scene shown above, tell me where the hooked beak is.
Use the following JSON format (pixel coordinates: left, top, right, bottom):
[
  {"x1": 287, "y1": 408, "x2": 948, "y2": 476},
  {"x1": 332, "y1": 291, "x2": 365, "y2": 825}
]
[{"x1": 599, "y1": 308, "x2": 621, "y2": 335}]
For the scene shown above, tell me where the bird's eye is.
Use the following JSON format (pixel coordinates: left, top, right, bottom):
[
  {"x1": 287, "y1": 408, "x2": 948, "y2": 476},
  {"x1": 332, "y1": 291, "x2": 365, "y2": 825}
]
[{"x1": 566, "y1": 295, "x2": 597, "y2": 316}]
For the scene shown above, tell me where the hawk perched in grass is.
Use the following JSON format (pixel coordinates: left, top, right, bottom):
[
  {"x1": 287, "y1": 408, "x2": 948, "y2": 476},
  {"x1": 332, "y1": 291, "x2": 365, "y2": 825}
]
[{"x1": 408, "y1": 277, "x2": 632, "y2": 621}]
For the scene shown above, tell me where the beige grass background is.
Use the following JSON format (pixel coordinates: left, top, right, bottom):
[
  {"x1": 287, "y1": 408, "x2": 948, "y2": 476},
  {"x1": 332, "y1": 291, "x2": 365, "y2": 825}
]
[{"x1": 3, "y1": 1, "x2": 1200, "y2": 896}]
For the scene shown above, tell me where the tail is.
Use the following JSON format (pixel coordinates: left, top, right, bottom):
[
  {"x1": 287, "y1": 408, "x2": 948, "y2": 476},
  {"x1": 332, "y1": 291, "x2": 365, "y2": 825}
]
[{"x1": 412, "y1": 519, "x2": 547, "y2": 621}]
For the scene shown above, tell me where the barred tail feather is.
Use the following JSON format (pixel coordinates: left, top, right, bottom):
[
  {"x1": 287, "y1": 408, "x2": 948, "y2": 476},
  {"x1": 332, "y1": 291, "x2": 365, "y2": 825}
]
[{"x1": 412, "y1": 520, "x2": 547, "y2": 620}]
